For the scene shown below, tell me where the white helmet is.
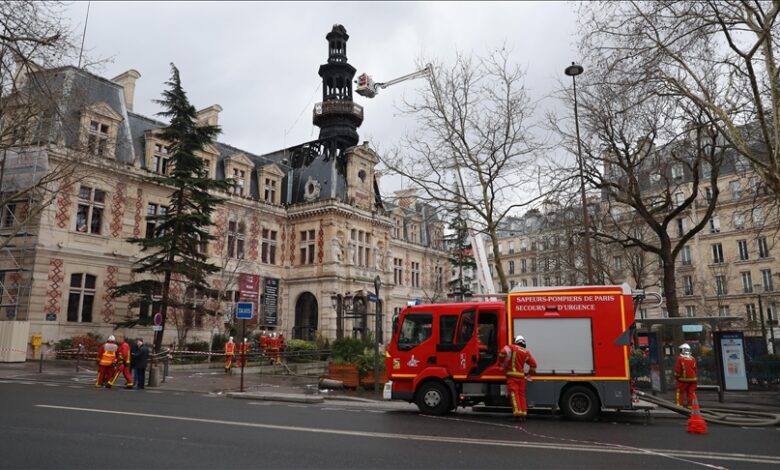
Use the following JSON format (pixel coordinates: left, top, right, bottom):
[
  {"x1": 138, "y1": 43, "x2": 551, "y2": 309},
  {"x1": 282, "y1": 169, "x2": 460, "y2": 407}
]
[
  {"x1": 244, "y1": 337, "x2": 248, "y2": 342},
  {"x1": 108, "y1": 335, "x2": 115, "y2": 342},
  {"x1": 680, "y1": 343, "x2": 691, "y2": 357},
  {"x1": 229, "y1": 336, "x2": 234, "y2": 342},
  {"x1": 514, "y1": 335, "x2": 526, "y2": 347}
]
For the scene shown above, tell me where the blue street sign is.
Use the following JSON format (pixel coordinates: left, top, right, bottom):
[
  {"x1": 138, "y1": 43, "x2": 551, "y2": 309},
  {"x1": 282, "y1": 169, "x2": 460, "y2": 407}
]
[
  {"x1": 367, "y1": 294, "x2": 378, "y2": 302},
  {"x1": 236, "y1": 302, "x2": 254, "y2": 320}
]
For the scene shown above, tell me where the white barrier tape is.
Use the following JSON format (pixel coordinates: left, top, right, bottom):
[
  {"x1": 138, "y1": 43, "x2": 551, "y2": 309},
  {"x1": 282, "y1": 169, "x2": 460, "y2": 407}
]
[{"x1": 0, "y1": 348, "x2": 29, "y2": 354}]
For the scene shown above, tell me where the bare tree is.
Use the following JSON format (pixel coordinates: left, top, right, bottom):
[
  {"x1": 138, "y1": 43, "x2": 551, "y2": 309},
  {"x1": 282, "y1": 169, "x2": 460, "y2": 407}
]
[
  {"x1": 0, "y1": 2, "x2": 97, "y2": 250},
  {"x1": 382, "y1": 49, "x2": 544, "y2": 292},
  {"x1": 580, "y1": 0, "x2": 780, "y2": 202},
  {"x1": 551, "y1": 66, "x2": 727, "y2": 317}
]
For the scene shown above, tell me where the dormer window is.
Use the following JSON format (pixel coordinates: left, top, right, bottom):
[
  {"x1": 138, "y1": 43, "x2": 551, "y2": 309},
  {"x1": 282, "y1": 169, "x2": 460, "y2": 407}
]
[
  {"x1": 88, "y1": 120, "x2": 110, "y2": 156},
  {"x1": 264, "y1": 178, "x2": 277, "y2": 204},
  {"x1": 257, "y1": 163, "x2": 284, "y2": 205},
  {"x1": 232, "y1": 168, "x2": 246, "y2": 196},
  {"x1": 80, "y1": 102, "x2": 122, "y2": 159},
  {"x1": 152, "y1": 143, "x2": 172, "y2": 175},
  {"x1": 225, "y1": 152, "x2": 252, "y2": 198}
]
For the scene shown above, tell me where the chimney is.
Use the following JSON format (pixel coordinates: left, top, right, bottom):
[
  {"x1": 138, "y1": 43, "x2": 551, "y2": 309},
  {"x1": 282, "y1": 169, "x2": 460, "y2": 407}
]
[
  {"x1": 111, "y1": 69, "x2": 141, "y2": 112},
  {"x1": 394, "y1": 188, "x2": 418, "y2": 209},
  {"x1": 13, "y1": 55, "x2": 41, "y2": 89},
  {"x1": 196, "y1": 104, "x2": 223, "y2": 127}
]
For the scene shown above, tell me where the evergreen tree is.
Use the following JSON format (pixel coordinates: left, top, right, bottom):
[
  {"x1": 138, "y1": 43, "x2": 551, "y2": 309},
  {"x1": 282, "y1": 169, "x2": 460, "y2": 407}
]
[
  {"x1": 111, "y1": 64, "x2": 231, "y2": 352},
  {"x1": 446, "y1": 211, "x2": 477, "y2": 301}
]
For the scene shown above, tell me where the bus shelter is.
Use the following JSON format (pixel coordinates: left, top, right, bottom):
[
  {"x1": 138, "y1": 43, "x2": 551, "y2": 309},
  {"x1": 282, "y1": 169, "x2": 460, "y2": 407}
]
[{"x1": 633, "y1": 316, "x2": 741, "y2": 397}]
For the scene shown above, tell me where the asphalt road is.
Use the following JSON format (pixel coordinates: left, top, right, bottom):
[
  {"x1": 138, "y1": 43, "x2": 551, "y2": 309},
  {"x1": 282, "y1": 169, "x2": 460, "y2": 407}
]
[{"x1": 1, "y1": 379, "x2": 779, "y2": 469}]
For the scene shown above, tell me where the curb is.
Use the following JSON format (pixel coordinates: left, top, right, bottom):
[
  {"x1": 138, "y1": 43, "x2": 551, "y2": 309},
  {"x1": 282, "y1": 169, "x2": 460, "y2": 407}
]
[{"x1": 226, "y1": 391, "x2": 325, "y2": 404}]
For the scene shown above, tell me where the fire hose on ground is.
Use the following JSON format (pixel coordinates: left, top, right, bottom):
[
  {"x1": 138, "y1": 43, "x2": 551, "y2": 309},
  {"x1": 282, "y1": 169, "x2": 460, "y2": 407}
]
[{"x1": 635, "y1": 390, "x2": 780, "y2": 427}]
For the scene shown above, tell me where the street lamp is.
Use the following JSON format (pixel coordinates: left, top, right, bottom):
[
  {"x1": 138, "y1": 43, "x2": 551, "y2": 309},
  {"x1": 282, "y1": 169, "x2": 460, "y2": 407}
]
[
  {"x1": 565, "y1": 61, "x2": 594, "y2": 285},
  {"x1": 770, "y1": 301, "x2": 777, "y2": 355},
  {"x1": 373, "y1": 275, "x2": 382, "y2": 396},
  {"x1": 330, "y1": 294, "x2": 344, "y2": 340},
  {"x1": 754, "y1": 285, "x2": 769, "y2": 354}
]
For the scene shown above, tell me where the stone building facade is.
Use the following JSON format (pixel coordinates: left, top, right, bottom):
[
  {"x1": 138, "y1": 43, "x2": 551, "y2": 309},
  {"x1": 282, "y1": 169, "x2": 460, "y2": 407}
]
[
  {"x1": 0, "y1": 25, "x2": 449, "y2": 353},
  {"x1": 488, "y1": 159, "x2": 780, "y2": 352}
]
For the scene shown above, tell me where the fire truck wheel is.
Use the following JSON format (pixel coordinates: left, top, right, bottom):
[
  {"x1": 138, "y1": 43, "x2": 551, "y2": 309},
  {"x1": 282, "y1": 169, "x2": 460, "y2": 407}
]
[
  {"x1": 560, "y1": 386, "x2": 599, "y2": 421},
  {"x1": 415, "y1": 381, "x2": 451, "y2": 415}
]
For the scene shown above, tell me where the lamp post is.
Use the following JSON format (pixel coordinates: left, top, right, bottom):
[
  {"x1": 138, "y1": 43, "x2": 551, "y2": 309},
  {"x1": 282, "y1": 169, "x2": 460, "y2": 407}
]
[
  {"x1": 565, "y1": 62, "x2": 594, "y2": 285},
  {"x1": 755, "y1": 285, "x2": 769, "y2": 354},
  {"x1": 330, "y1": 294, "x2": 344, "y2": 340},
  {"x1": 373, "y1": 275, "x2": 382, "y2": 396},
  {"x1": 770, "y1": 301, "x2": 777, "y2": 355}
]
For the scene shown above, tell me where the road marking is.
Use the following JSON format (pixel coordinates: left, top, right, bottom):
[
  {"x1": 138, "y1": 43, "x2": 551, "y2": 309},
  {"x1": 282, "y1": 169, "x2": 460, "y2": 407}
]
[
  {"x1": 43, "y1": 383, "x2": 59, "y2": 387},
  {"x1": 33, "y1": 404, "x2": 780, "y2": 465},
  {"x1": 247, "y1": 402, "x2": 272, "y2": 406},
  {"x1": 285, "y1": 404, "x2": 308, "y2": 408},
  {"x1": 146, "y1": 391, "x2": 163, "y2": 394}
]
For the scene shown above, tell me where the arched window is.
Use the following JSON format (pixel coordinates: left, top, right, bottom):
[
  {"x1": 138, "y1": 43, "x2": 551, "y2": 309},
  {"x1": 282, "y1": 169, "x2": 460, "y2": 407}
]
[{"x1": 67, "y1": 273, "x2": 96, "y2": 323}]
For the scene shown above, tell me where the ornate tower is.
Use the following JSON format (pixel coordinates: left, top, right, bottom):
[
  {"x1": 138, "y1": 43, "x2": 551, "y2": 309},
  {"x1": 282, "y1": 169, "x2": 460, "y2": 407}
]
[{"x1": 312, "y1": 25, "x2": 363, "y2": 146}]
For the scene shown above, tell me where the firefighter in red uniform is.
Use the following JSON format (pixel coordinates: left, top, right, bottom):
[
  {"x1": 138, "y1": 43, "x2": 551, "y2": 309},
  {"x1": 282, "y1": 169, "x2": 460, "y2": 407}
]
[
  {"x1": 499, "y1": 335, "x2": 537, "y2": 422},
  {"x1": 236, "y1": 337, "x2": 250, "y2": 368},
  {"x1": 109, "y1": 336, "x2": 134, "y2": 388},
  {"x1": 224, "y1": 336, "x2": 236, "y2": 373},
  {"x1": 259, "y1": 331, "x2": 270, "y2": 356},
  {"x1": 674, "y1": 343, "x2": 698, "y2": 408},
  {"x1": 96, "y1": 335, "x2": 119, "y2": 388}
]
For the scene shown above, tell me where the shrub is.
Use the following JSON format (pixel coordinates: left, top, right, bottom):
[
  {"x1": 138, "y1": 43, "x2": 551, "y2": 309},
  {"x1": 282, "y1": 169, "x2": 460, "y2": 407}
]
[
  {"x1": 354, "y1": 347, "x2": 385, "y2": 373},
  {"x1": 211, "y1": 334, "x2": 228, "y2": 353},
  {"x1": 331, "y1": 337, "x2": 364, "y2": 363},
  {"x1": 54, "y1": 338, "x2": 73, "y2": 351},
  {"x1": 69, "y1": 334, "x2": 103, "y2": 352},
  {"x1": 285, "y1": 339, "x2": 317, "y2": 363},
  {"x1": 186, "y1": 340, "x2": 210, "y2": 352}
]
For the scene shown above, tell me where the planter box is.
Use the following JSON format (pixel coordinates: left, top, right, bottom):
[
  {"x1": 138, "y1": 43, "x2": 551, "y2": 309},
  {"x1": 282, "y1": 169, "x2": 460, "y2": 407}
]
[
  {"x1": 360, "y1": 369, "x2": 387, "y2": 387},
  {"x1": 327, "y1": 363, "x2": 360, "y2": 388}
]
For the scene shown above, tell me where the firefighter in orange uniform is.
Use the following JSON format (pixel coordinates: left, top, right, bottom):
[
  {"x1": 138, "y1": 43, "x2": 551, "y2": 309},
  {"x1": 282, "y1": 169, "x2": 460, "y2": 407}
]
[
  {"x1": 224, "y1": 336, "x2": 236, "y2": 373},
  {"x1": 269, "y1": 332, "x2": 283, "y2": 365},
  {"x1": 109, "y1": 336, "x2": 134, "y2": 388},
  {"x1": 499, "y1": 335, "x2": 537, "y2": 422},
  {"x1": 236, "y1": 337, "x2": 250, "y2": 368},
  {"x1": 96, "y1": 335, "x2": 119, "y2": 388},
  {"x1": 278, "y1": 334, "x2": 286, "y2": 364},
  {"x1": 674, "y1": 343, "x2": 698, "y2": 408}
]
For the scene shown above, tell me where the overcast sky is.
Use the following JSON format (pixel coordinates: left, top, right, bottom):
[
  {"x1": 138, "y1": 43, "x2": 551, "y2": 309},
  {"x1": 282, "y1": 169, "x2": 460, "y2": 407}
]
[{"x1": 64, "y1": 1, "x2": 580, "y2": 195}]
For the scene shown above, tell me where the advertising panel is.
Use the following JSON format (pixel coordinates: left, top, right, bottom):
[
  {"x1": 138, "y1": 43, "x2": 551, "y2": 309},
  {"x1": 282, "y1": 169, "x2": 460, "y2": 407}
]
[
  {"x1": 718, "y1": 331, "x2": 748, "y2": 391},
  {"x1": 263, "y1": 278, "x2": 279, "y2": 326}
]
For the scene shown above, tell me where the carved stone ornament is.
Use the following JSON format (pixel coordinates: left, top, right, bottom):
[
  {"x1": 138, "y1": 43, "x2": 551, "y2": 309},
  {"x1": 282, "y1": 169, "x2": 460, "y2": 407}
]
[{"x1": 304, "y1": 176, "x2": 321, "y2": 202}]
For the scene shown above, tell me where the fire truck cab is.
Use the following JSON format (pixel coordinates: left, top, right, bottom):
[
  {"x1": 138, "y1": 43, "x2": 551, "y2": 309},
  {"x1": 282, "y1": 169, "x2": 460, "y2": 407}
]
[{"x1": 384, "y1": 284, "x2": 638, "y2": 420}]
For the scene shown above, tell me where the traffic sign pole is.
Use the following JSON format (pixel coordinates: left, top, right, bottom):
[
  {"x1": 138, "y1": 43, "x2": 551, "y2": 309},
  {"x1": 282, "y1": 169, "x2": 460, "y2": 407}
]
[{"x1": 240, "y1": 319, "x2": 246, "y2": 392}]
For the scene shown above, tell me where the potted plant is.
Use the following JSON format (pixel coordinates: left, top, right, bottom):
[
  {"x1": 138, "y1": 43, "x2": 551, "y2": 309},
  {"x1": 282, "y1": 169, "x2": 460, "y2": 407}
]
[
  {"x1": 357, "y1": 348, "x2": 387, "y2": 387},
  {"x1": 326, "y1": 337, "x2": 363, "y2": 388}
]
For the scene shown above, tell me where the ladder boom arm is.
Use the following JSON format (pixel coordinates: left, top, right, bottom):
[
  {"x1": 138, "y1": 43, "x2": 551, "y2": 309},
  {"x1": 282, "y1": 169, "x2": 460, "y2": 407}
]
[{"x1": 377, "y1": 64, "x2": 433, "y2": 90}]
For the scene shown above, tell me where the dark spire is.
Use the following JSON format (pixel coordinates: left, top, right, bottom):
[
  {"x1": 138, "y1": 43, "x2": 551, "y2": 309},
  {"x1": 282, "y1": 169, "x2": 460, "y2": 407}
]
[{"x1": 312, "y1": 24, "x2": 363, "y2": 146}]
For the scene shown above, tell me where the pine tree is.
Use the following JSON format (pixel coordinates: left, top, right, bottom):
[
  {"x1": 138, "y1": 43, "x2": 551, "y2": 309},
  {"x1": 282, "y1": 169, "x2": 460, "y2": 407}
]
[
  {"x1": 111, "y1": 64, "x2": 231, "y2": 352},
  {"x1": 446, "y1": 211, "x2": 477, "y2": 301}
]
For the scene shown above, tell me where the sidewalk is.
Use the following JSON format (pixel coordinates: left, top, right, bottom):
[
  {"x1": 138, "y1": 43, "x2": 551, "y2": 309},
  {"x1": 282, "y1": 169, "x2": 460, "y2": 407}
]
[{"x1": 2, "y1": 360, "x2": 779, "y2": 416}]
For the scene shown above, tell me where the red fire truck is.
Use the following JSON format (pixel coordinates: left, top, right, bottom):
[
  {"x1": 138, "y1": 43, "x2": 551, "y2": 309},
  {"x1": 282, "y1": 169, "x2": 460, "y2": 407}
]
[{"x1": 383, "y1": 284, "x2": 640, "y2": 420}]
